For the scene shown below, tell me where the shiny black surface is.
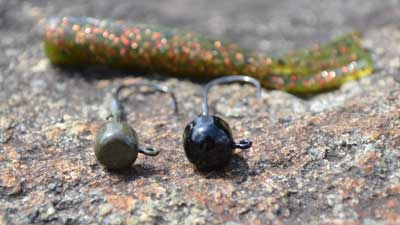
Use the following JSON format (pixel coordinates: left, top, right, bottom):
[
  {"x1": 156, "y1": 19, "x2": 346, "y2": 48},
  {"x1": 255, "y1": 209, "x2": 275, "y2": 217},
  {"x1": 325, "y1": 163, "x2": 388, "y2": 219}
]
[{"x1": 183, "y1": 115, "x2": 236, "y2": 170}]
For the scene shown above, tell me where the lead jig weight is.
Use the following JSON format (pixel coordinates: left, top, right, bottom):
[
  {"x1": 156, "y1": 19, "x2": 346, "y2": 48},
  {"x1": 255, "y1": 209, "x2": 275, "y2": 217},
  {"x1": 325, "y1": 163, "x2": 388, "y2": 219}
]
[
  {"x1": 94, "y1": 82, "x2": 178, "y2": 170},
  {"x1": 182, "y1": 75, "x2": 261, "y2": 171}
]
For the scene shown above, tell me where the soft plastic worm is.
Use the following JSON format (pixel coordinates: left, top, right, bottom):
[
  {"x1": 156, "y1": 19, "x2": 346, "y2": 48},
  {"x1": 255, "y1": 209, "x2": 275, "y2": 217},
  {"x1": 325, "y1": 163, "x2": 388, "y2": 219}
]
[{"x1": 44, "y1": 17, "x2": 374, "y2": 94}]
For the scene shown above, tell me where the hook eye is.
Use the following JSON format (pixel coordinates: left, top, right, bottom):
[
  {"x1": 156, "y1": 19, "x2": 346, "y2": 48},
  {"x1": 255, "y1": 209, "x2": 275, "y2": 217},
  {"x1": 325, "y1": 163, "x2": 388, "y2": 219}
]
[
  {"x1": 106, "y1": 114, "x2": 113, "y2": 120},
  {"x1": 235, "y1": 139, "x2": 252, "y2": 149},
  {"x1": 137, "y1": 146, "x2": 161, "y2": 156}
]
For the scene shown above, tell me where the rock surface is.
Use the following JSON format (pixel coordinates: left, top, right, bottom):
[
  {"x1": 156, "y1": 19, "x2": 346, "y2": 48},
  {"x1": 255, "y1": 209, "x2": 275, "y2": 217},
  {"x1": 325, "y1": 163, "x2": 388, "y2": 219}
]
[{"x1": 1, "y1": 0, "x2": 400, "y2": 224}]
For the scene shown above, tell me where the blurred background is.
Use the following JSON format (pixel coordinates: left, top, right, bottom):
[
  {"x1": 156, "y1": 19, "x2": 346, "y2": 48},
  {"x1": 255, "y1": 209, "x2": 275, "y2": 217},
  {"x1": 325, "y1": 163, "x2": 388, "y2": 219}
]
[{"x1": 1, "y1": 0, "x2": 400, "y2": 54}]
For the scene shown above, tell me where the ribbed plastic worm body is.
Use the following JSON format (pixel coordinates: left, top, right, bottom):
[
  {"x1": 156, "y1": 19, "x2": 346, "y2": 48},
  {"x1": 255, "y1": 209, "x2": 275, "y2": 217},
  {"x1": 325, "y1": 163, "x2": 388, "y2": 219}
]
[{"x1": 44, "y1": 17, "x2": 373, "y2": 93}]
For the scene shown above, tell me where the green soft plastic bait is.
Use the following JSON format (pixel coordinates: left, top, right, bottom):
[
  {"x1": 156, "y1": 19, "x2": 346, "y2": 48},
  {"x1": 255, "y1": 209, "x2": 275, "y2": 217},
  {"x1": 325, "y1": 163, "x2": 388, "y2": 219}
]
[{"x1": 44, "y1": 17, "x2": 373, "y2": 94}]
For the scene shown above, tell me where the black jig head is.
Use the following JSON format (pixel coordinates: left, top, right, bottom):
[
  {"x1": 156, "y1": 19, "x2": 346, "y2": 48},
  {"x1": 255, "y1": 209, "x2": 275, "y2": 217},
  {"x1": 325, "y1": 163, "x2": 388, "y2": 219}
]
[
  {"x1": 94, "y1": 82, "x2": 178, "y2": 170},
  {"x1": 182, "y1": 75, "x2": 261, "y2": 171}
]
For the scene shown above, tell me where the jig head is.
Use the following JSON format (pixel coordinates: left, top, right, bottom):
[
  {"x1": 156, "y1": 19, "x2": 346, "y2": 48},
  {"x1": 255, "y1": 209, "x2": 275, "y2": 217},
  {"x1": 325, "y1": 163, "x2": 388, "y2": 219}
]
[
  {"x1": 94, "y1": 82, "x2": 178, "y2": 170},
  {"x1": 182, "y1": 75, "x2": 261, "y2": 171}
]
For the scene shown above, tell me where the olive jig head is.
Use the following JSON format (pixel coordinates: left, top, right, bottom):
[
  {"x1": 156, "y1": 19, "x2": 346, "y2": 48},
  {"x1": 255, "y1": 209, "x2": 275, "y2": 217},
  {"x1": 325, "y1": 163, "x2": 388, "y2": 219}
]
[
  {"x1": 94, "y1": 82, "x2": 178, "y2": 170},
  {"x1": 182, "y1": 75, "x2": 261, "y2": 171}
]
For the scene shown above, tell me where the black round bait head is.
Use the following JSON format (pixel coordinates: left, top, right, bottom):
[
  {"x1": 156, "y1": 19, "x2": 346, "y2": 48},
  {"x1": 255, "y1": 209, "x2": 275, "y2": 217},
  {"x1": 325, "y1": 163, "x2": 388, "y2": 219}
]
[
  {"x1": 183, "y1": 76, "x2": 261, "y2": 171},
  {"x1": 94, "y1": 82, "x2": 178, "y2": 170}
]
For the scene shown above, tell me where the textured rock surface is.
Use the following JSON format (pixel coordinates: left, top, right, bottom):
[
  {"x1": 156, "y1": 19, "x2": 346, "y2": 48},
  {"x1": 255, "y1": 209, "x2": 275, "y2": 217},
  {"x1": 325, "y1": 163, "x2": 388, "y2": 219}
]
[{"x1": 1, "y1": 0, "x2": 400, "y2": 224}]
